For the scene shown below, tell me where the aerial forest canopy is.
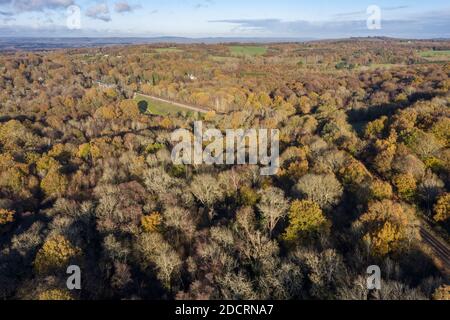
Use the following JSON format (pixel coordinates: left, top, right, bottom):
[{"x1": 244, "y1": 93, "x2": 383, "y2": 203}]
[{"x1": 0, "y1": 39, "x2": 449, "y2": 300}]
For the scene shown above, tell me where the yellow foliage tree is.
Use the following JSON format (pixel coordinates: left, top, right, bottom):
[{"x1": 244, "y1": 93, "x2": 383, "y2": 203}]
[
  {"x1": 34, "y1": 235, "x2": 81, "y2": 274},
  {"x1": 77, "y1": 142, "x2": 101, "y2": 160},
  {"x1": 0, "y1": 208, "x2": 15, "y2": 225},
  {"x1": 431, "y1": 118, "x2": 450, "y2": 146},
  {"x1": 78, "y1": 143, "x2": 90, "y2": 159},
  {"x1": 298, "y1": 95, "x2": 312, "y2": 114},
  {"x1": 36, "y1": 155, "x2": 59, "y2": 175},
  {"x1": 363, "y1": 221, "x2": 402, "y2": 257},
  {"x1": 119, "y1": 99, "x2": 140, "y2": 118},
  {"x1": 94, "y1": 105, "x2": 117, "y2": 120},
  {"x1": 283, "y1": 200, "x2": 330, "y2": 244},
  {"x1": 357, "y1": 200, "x2": 418, "y2": 257},
  {"x1": 38, "y1": 289, "x2": 73, "y2": 301},
  {"x1": 369, "y1": 180, "x2": 393, "y2": 201},
  {"x1": 105, "y1": 88, "x2": 118, "y2": 99},
  {"x1": 364, "y1": 116, "x2": 387, "y2": 139},
  {"x1": 0, "y1": 120, "x2": 26, "y2": 151},
  {"x1": 280, "y1": 160, "x2": 309, "y2": 181},
  {"x1": 40, "y1": 166, "x2": 68, "y2": 198},
  {"x1": 393, "y1": 173, "x2": 417, "y2": 201},
  {"x1": 433, "y1": 193, "x2": 450, "y2": 223},
  {"x1": 339, "y1": 158, "x2": 371, "y2": 188},
  {"x1": 373, "y1": 136, "x2": 397, "y2": 174},
  {"x1": 258, "y1": 92, "x2": 272, "y2": 107},
  {"x1": 141, "y1": 212, "x2": 163, "y2": 233},
  {"x1": 90, "y1": 143, "x2": 102, "y2": 159},
  {"x1": 48, "y1": 144, "x2": 65, "y2": 158},
  {"x1": 204, "y1": 110, "x2": 216, "y2": 122},
  {"x1": 160, "y1": 117, "x2": 173, "y2": 129},
  {"x1": 432, "y1": 285, "x2": 450, "y2": 300},
  {"x1": 63, "y1": 96, "x2": 75, "y2": 109},
  {"x1": 0, "y1": 167, "x2": 26, "y2": 194},
  {"x1": 0, "y1": 153, "x2": 28, "y2": 195}
]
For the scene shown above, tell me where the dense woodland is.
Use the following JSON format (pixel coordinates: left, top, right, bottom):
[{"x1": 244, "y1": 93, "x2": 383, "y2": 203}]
[{"x1": 0, "y1": 38, "x2": 449, "y2": 300}]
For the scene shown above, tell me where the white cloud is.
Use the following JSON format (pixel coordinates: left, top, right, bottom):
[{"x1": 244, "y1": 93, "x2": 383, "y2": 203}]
[
  {"x1": 114, "y1": 1, "x2": 131, "y2": 13},
  {"x1": 209, "y1": 9, "x2": 450, "y2": 39},
  {"x1": 13, "y1": 0, "x2": 74, "y2": 12},
  {"x1": 114, "y1": 1, "x2": 142, "y2": 14},
  {"x1": 86, "y1": 3, "x2": 111, "y2": 22}
]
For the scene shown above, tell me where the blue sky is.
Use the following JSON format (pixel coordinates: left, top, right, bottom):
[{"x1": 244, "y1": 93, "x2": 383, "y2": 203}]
[{"x1": 0, "y1": 0, "x2": 449, "y2": 38}]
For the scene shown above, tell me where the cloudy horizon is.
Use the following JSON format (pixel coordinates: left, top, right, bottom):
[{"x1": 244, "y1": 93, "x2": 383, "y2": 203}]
[{"x1": 0, "y1": 0, "x2": 449, "y2": 39}]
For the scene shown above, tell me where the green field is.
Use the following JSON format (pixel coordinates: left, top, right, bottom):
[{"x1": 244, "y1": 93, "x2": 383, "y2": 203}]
[
  {"x1": 155, "y1": 47, "x2": 184, "y2": 53},
  {"x1": 229, "y1": 46, "x2": 267, "y2": 56},
  {"x1": 135, "y1": 94, "x2": 196, "y2": 116},
  {"x1": 419, "y1": 50, "x2": 450, "y2": 62}
]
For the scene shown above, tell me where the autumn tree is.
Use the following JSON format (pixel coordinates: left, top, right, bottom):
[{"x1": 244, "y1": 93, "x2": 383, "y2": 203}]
[
  {"x1": 40, "y1": 166, "x2": 68, "y2": 198},
  {"x1": 372, "y1": 132, "x2": 397, "y2": 175},
  {"x1": 119, "y1": 99, "x2": 140, "y2": 118},
  {"x1": 238, "y1": 186, "x2": 259, "y2": 207},
  {"x1": 393, "y1": 173, "x2": 417, "y2": 201},
  {"x1": 403, "y1": 128, "x2": 444, "y2": 160},
  {"x1": 354, "y1": 200, "x2": 419, "y2": 257},
  {"x1": 293, "y1": 249, "x2": 346, "y2": 299},
  {"x1": 418, "y1": 171, "x2": 445, "y2": 206},
  {"x1": 368, "y1": 179, "x2": 393, "y2": 201},
  {"x1": 433, "y1": 193, "x2": 450, "y2": 223},
  {"x1": 293, "y1": 173, "x2": 343, "y2": 209},
  {"x1": 0, "y1": 209, "x2": 15, "y2": 225},
  {"x1": 283, "y1": 200, "x2": 330, "y2": 244},
  {"x1": 339, "y1": 158, "x2": 371, "y2": 190},
  {"x1": 144, "y1": 166, "x2": 177, "y2": 195},
  {"x1": 34, "y1": 235, "x2": 81, "y2": 274},
  {"x1": 190, "y1": 174, "x2": 225, "y2": 220},
  {"x1": 364, "y1": 116, "x2": 388, "y2": 139},
  {"x1": 257, "y1": 187, "x2": 289, "y2": 236},
  {"x1": 38, "y1": 289, "x2": 73, "y2": 301},
  {"x1": 136, "y1": 232, "x2": 182, "y2": 290},
  {"x1": 163, "y1": 206, "x2": 196, "y2": 241},
  {"x1": 141, "y1": 212, "x2": 163, "y2": 233},
  {"x1": 432, "y1": 285, "x2": 450, "y2": 300}
]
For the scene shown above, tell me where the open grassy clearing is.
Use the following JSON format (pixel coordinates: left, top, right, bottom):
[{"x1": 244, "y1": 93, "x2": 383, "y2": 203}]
[
  {"x1": 135, "y1": 94, "x2": 194, "y2": 116},
  {"x1": 229, "y1": 45, "x2": 267, "y2": 56},
  {"x1": 419, "y1": 50, "x2": 450, "y2": 62}
]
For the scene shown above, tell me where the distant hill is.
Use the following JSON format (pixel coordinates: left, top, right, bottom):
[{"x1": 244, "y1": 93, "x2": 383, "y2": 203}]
[{"x1": 0, "y1": 37, "x2": 315, "y2": 51}]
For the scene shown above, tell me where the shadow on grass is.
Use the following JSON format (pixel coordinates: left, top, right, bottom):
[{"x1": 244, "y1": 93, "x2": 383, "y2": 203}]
[{"x1": 138, "y1": 100, "x2": 149, "y2": 114}]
